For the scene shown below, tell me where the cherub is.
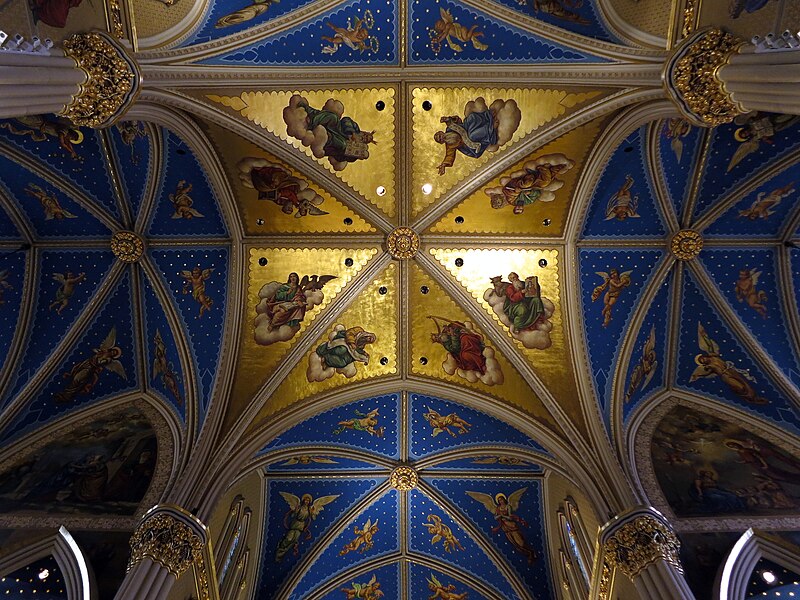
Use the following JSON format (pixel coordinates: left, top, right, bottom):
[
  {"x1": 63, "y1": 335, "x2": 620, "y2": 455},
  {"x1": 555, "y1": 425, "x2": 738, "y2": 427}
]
[
  {"x1": 429, "y1": 8, "x2": 488, "y2": 55},
  {"x1": 734, "y1": 269, "x2": 767, "y2": 318},
  {"x1": 115, "y1": 121, "x2": 146, "y2": 165},
  {"x1": 604, "y1": 175, "x2": 639, "y2": 221},
  {"x1": 690, "y1": 322, "x2": 767, "y2": 404},
  {"x1": 466, "y1": 488, "x2": 538, "y2": 563},
  {"x1": 152, "y1": 329, "x2": 182, "y2": 405},
  {"x1": 422, "y1": 406, "x2": 471, "y2": 437},
  {"x1": 275, "y1": 492, "x2": 339, "y2": 561},
  {"x1": 427, "y1": 574, "x2": 468, "y2": 600},
  {"x1": 423, "y1": 514, "x2": 464, "y2": 553},
  {"x1": 591, "y1": 269, "x2": 632, "y2": 327},
  {"x1": 49, "y1": 272, "x2": 86, "y2": 314},
  {"x1": 0, "y1": 269, "x2": 13, "y2": 305},
  {"x1": 169, "y1": 180, "x2": 203, "y2": 219},
  {"x1": 339, "y1": 518, "x2": 379, "y2": 555},
  {"x1": 663, "y1": 118, "x2": 692, "y2": 161},
  {"x1": 333, "y1": 408, "x2": 384, "y2": 438},
  {"x1": 341, "y1": 574, "x2": 383, "y2": 600},
  {"x1": 625, "y1": 326, "x2": 657, "y2": 403},
  {"x1": 738, "y1": 182, "x2": 794, "y2": 220},
  {"x1": 280, "y1": 455, "x2": 337, "y2": 466},
  {"x1": 55, "y1": 328, "x2": 127, "y2": 403},
  {"x1": 24, "y1": 183, "x2": 76, "y2": 220},
  {"x1": 180, "y1": 266, "x2": 214, "y2": 318},
  {"x1": 321, "y1": 11, "x2": 378, "y2": 54}
]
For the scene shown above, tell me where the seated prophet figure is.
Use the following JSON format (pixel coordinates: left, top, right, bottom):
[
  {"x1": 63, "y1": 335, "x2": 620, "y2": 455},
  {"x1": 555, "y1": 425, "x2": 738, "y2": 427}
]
[{"x1": 491, "y1": 273, "x2": 545, "y2": 334}]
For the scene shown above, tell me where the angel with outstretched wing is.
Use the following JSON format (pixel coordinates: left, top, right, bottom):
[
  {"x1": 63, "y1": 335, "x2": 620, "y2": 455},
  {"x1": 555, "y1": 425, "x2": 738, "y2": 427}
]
[
  {"x1": 341, "y1": 574, "x2": 384, "y2": 599},
  {"x1": 275, "y1": 491, "x2": 339, "y2": 561},
  {"x1": 591, "y1": 269, "x2": 632, "y2": 327},
  {"x1": 55, "y1": 327, "x2": 127, "y2": 403},
  {"x1": 0, "y1": 269, "x2": 12, "y2": 305},
  {"x1": 625, "y1": 326, "x2": 657, "y2": 403},
  {"x1": 180, "y1": 266, "x2": 214, "y2": 318},
  {"x1": 466, "y1": 487, "x2": 538, "y2": 563},
  {"x1": 728, "y1": 113, "x2": 800, "y2": 172}
]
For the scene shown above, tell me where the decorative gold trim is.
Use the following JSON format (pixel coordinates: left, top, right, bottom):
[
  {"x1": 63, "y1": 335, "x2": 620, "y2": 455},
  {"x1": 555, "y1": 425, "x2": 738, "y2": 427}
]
[
  {"x1": 59, "y1": 31, "x2": 140, "y2": 128},
  {"x1": 389, "y1": 465, "x2": 418, "y2": 491},
  {"x1": 386, "y1": 227, "x2": 420, "y2": 260},
  {"x1": 111, "y1": 231, "x2": 144, "y2": 263},
  {"x1": 128, "y1": 512, "x2": 205, "y2": 577},
  {"x1": 665, "y1": 28, "x2": 745, "y2": 126},
  {"x1": 669, "y1": 229, "x2": 703, "y2": 261},
  {"x1": 681, "y1": 0, "x2": 698, "y2": 37},
  {"x1": 602, "y1": 513, "x2": 683, "y2": 580}
]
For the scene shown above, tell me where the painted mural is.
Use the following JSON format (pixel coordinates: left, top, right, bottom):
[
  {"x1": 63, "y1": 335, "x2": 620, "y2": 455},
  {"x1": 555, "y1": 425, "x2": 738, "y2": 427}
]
[
  {"x1": 0, "y1": 408, "x2": 157, "y2": 516},
  {"x1": 651, "y1": 406, "x2": 800, "y2": 517}
]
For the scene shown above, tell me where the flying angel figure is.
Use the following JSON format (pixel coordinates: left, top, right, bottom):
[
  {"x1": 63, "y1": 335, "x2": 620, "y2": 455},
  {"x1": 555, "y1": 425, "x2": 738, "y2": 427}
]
[
  {"x1": 426, "y1": 573, "x2": 468, "y2": 600},
  {"x1": 55, "y1": 327, "x2": 127, "y2": 403},
  {"x1": 280, "y1": 455, "x2": 338, "y2": 466},
  {"x1": 690, "y1": 322, "x2": 767, "y2": 405},
  {"x1": 727, "y1": 113, "x2": 800, "y2": 172},
  {"x1": 466, "y1": 487, "x2": 538, "y2": 563},
  {"x1": 180, "y1": 266, "x2": 214, "y2": 318},
  {"x1": 275, "y1": 492, "x2": 339, "y2": 561},
  {"x1": 0, "y1": 269, "x2": 13, "y2": 305},
  {"x1": 625, "y1": 326, "x2": 657, "y2": 403}
]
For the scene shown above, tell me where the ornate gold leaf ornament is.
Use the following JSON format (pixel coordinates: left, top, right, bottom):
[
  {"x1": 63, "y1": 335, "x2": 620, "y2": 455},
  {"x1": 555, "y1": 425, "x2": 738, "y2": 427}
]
[
  {"x1": 128, "y1": 505, "x2": 217, "y2": 600},
  {"x1": 111, "y1": 231, "x2": 144, "y2": 263},
  {"x1": 386, "y1": 227, "x2": 419, "y2": 259},
  {"x1": 669, "y1": 229, "x2": 703, "y2": 261},
  {"x1": 598, "y1": 507, "x2": 682, "y2": 589},
  {"x1": 390, "y1": 465, "x2": 418, "y2": 491},
  {"x1": 664, "y1": 28, "x2": 745, "y2": 127},
  {"x1": 59, "y1": 31, "x2": 141, "y2": 128}
]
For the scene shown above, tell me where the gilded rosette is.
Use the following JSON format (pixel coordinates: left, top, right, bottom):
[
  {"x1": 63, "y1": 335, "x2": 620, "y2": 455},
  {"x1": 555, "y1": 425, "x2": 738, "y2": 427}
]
[
  {"x1": 111, "y1": 231, "x2": 144, "y2": 263},
  {"x1": 669, "y1": 229, "x2": 703, "y2": 261}
]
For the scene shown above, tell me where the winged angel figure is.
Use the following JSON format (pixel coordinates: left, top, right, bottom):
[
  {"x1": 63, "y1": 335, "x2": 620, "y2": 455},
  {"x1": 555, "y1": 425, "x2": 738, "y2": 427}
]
[
  {"x1": 341, "y1": 574, "x2": 384, "y2": 600},
  {"x1": 727, "y1": 113, "x2": 800, "y2": 172},
  {"x1": 55, "y1": 327, "x2": 127, "y2": 403},
  {"x1": 625, "y1": 326, "x2": 657, "y2": 403},
  {"x1": 466, "y1": 487, "x2": 538, "y2": 563},
  {"x1": 275, "y1": 491, "x2": 339, "y2": 561},
  {"x1": 690, "y1": 322, "x2": 767, "y2": 405}
]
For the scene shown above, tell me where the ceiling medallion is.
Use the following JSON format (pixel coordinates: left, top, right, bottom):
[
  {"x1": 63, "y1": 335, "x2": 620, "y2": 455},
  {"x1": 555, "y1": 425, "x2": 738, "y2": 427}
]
[
  {"x1": 390, "y1": 465, "x2": 418, "y2": 491},
  {"x1": 386, "y1": 227, "x2": 420, "y2": 259},
  {"x1": 670, "y1": 230, "x2": 703, "y2": 261},
  {"x1": 111, "y1": 231, "x2": 144, "y2": 263}
]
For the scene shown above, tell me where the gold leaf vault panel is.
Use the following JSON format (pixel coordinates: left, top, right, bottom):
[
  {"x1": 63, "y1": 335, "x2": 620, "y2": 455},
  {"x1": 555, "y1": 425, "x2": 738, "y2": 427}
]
[
  {"x1": 410, "y1": 87, "x2": 603, "y2": 217},
  {"x1": 206, "y1": 88, "x2": 397, "y2": 217},
  {"x1": 409, "y1": 263, "x2": 559, "y2": 431},
  {"x1": 428, "y1": 116, "x2": 609, "y2": 236},
  {"x1": 249, "y1": 262, "x2": 398, "y2": 430},
  {"x1": 227, "y1": 247, "x2": 379, "y2": 428},
  {"x1": 202, "y1": 119, "x2": 376, "y2": 235}
]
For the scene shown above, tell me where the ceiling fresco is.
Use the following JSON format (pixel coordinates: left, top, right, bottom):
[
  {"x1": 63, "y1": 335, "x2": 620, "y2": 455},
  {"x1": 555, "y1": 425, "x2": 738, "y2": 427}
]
[{"x1": 1, "y1": 0, "x2": 800, "y2": 597}]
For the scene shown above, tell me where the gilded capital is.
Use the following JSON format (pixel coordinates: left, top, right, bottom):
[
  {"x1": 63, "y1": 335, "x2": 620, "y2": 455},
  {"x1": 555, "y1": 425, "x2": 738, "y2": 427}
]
[
  {"x1": 664, "y1": 28, "x2": 745, "y2": 127},
  {"x1": 59, "y1": 31, "x2": 140, "y2": 128},
  {"x1": 600, "y1": 509, "x2": 682, "y2": 580},
  {"x1": 128, "y1": 511, "x2": 204, "y2": 577}
]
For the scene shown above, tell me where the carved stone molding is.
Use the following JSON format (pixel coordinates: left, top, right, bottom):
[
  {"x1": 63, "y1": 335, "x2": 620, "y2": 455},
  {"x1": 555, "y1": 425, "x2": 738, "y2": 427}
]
[
  {"x1": 664, "y1": 28, "x2": 745, "y2": 127},
  {"x1": 59, "y1": 31, "x2": 140, "y2": 128},
  {"x1": 600, "y1": 507, "x2": 683, "y2": 580}
]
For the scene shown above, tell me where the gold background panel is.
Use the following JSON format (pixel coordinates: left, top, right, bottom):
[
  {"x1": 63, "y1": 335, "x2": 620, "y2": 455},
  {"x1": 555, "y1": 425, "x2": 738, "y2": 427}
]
[
  {"x1": 229, "y1": 246, "x2": 379, "y2": 426},
  {"x1": 207, "y1": 88, "x2": 397, "y2": 216},
  {"x1": 131, "y1": 0, "x2": 195, "y2": 40},
  {"x1": 429, "y1": 248, "x2": 585, "y2": 433},
  {"x1": 409, "y1": 263, "x2": 559, "y2": 431},
  {"x1": 251, "y1": 263, "x2": 398, "y2": 429},
  {"x1": 202, "y1": 120, "x2": 376, "y2": 235},
  {"x1": 428, "y1": 116, "x2": 608, "y2": 236},
  {"x1": 410, "y1": 87, "x2": 602, "y2": 216},
  {"x1": 699, "y1": 0, "x2": 797, "y2": 39}
]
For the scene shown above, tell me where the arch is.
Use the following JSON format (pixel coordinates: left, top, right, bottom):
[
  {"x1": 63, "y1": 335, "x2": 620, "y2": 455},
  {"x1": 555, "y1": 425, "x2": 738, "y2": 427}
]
[
  {"x1": 0, "y1": 526, "x2": 94, "y2": 600},
  {"x1": 716, "y1": 529, "x2": 800, "y2": 600},
  {"x1": 629, "y1": 394, "x2": 800, "y2": 531}
]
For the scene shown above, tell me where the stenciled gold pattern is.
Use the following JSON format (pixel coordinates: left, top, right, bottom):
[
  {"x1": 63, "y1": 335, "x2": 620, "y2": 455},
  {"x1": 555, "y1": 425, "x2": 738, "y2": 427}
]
[
  {"x1": 59, "y1": 32, "x2": 138, "y2": 128},
  {"x1": 128, "y1": 512, "x2": 204, "y2": 577},
  {"x1": 390, "y1": 465, "x2": 418, "y2": 491},
  {"x1": 669, "y1": 229, "x2": 703, "y2": 261},
  {"x1": 668, "y1": 28, "x2": 744, "y2": 126},
  {"x1": 602, "y1": 515, "x2": 682, "y2": 580},
  {"x1": 111, "y1": 231, "x2": 144, "y2": 263},
  {"x1": 386, "y1": 227, "x2": 419, "y2": 259}
]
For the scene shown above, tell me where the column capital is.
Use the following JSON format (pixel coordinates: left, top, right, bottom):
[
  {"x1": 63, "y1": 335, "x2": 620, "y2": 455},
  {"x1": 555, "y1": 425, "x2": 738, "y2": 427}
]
[
  {"x1": 664, "y1": 27, "x2": 746, "y2": 127},
  {"x1": 127, "y1": 504, "x2": 215, "y2": 599},
  {"x1": 59, "y1": 31, "x2": 140, "y2": 128},
  {"x1": 599, "y1": 506, "x2": 683, "y2": 580}
]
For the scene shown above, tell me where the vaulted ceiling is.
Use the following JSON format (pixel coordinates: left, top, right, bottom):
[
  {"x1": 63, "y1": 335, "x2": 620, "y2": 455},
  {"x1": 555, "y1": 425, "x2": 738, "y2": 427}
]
[{"x1": 0, "y1": 0, "x2": 799, "y2": 597}]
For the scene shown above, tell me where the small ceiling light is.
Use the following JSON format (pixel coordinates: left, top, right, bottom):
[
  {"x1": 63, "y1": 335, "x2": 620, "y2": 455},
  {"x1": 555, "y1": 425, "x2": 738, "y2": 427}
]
[
  {"x1": 38, "y1": 569, "x2": 49, "y2": 581},
  {"x1": 376, "y1": 186, "x2": 386, "y2": 196},
  {"x1": 422, "y1": 183, "x2": 433, "y2": 195},
  {"x1": 763, "y1": 571, "x2": 777, "y2": 584}
]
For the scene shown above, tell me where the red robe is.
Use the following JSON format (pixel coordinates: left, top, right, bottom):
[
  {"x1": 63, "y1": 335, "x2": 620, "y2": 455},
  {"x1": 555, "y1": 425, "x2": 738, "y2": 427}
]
[{"x1": 31, "y1": 0, "x2": 83, "y2": 28}]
